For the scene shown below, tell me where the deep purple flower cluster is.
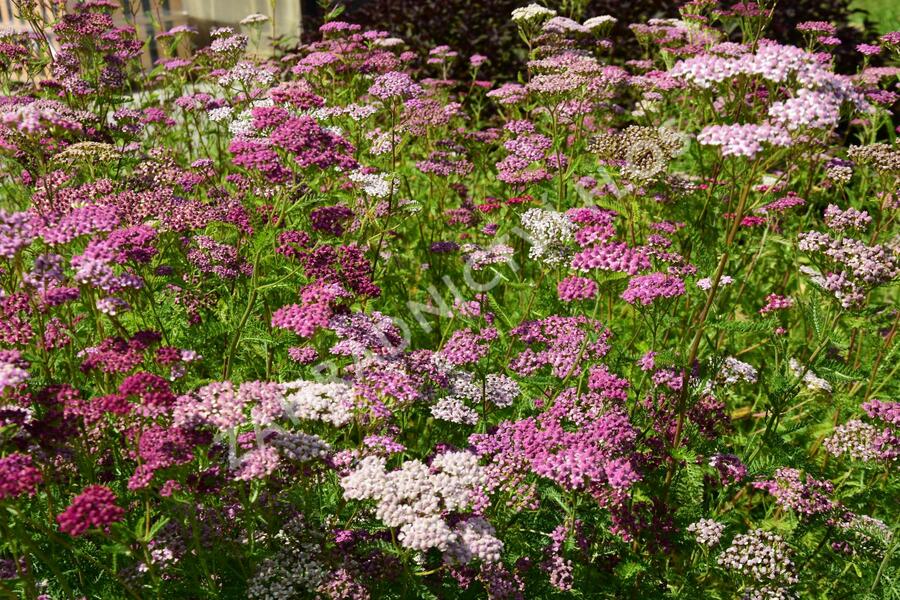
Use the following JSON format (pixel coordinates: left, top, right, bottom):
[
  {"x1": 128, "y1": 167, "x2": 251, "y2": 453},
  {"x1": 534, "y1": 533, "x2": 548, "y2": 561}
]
[
  {"x1": 310, "y1": 205, "x2": 355, "y2": 236},
  {"x1": 0, "y1": 453, "x2": 42, "y2": 500},
  {"x1": 57, "y1": 485, "x2": 125, "y2": 536}
]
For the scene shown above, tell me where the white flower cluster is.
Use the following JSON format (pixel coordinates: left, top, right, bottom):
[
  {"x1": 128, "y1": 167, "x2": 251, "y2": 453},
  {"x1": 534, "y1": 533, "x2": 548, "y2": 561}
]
[
  {"x1": 583, "y1": 15, "x2": 617, "y2": 31},
  {"x1": 271, "y1": 431, "x2": 332, "y2": 462},
  {"x1": 823, "y1": 419, "x2": 880, "y2": 462},
  {"x1": 348, "y1": 169, "x2": 396, "y2": 198},
  {"x1": 398, "y1": 514, "x2": 455, "y2": 552},
  {"x1": 208, "y1": 106, "x2": 233, "y2": 123},
  {"x1": 461, "y1": 243, "x2": 515, "y2": 270},
  {"x1": 443, "y1": 517, "x2": 504, "y2": 564},
  {"x1": 825, "y1": 162, "x2": 853, "y2": 184},
  {"x1": 697, "y1": 274, "x2": 733, "y2": 290},
  {"x1": 365, "y1": 128, "x2": 394, "y2": 156},
  {"x1": 0, "y1": 358, "x2": 29, "y2": 392},
  {"x1": 788, "y1": 358, "x2": 832, "y2": 393},
  {"x1": 542, "y1": 16, "x2": 588, "y2": 35},
  {"x1": 226, "y1": 99, "x2": 273, "y2": 139},
  {"x1": 450, "y1": 370, "x2": 520, "y2": 406},
  {"x1": 431, "y1": 396, "x2": 479, "y2": 425},
  {"x1": 340, "y1": 451, "x2": 501, "y2": 562},
  {"x1": 312, "y1": 104, "x2": 379, "y2": 122},
  {"x1": 718, "y1": 529, "x2": 798, "y2": 585},
  {"x1": 373, "y1": 37, "x2": 405, "y2": 48},
  {"x1": 520, "y1": 208, "x2": 575, "y2": 266},
  {"x1": 240, "y1": 13, "x2": 269, "y2": 25},
  {"x1": 511, "y1": 3, "x2": 557, "y2": 24},
  {"x1": 836, "y1": 513, "x2": 893, "y2": 558},
  {"x1": 247, "y1": 515, "x2": 329, "y2": 600},
  {"x1": 717, "y1": 356, "x2": 758, "y2": 385},
  {"x1": 219, "y1": 61, "x2": 275, "y2": 87},
  {"x1": 228, "y1": 109, "x2": 255, "y2": 137},
  {"x1": 686, "y1": 518, "x2": 725, "y2": 547},
  {"x1": 742, "y1": 586, "x2": 797, "y2": 600},
  {"x1": 485, "y1": 373, "x2": 520, "y2": 408},
  {"x1": 431, "y1": 369, "x2": 520, "y2": 425},
  {"x1": 281, "y1": 380, "x2": 357, "y2": 427}
]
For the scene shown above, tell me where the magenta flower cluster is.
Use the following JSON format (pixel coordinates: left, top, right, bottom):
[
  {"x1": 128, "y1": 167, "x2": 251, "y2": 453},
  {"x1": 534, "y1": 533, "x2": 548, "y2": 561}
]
[{"x1": 57, "y1": 485, "x2": 125, "y2": 536}]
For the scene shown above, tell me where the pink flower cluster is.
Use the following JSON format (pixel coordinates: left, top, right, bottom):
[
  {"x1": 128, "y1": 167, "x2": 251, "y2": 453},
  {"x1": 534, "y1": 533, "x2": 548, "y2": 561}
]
[
  {"x1": 753, "y1": 467, "x2": 836, "y2": 516},
  {"x1": 697, "y1": 123, "x2": 792, "y2": 158},
  {"x1": 557, "y1": 275, "x2": 598, "y2": 302},
  {"x1": 621, "y1": 272, "x2": 686, "y2": 305},
  {"x1": 759, "y1": 294, "x2": 794, "y2": 315},
  {"x1": 509, "y1": 316, "x2": 611, "y2": 378}
]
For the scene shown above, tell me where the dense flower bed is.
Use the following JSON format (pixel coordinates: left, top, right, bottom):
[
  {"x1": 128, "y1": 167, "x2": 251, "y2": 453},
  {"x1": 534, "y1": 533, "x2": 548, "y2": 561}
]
[{"x1": 0, "y1": 1, "x2": 898, "y2": 598}]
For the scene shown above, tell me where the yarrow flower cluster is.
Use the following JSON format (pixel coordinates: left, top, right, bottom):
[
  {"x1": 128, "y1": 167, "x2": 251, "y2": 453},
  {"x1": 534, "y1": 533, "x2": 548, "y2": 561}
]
[
  {"x1": 589, "y1": 126, "x2": 683, "y2": 181},
  {"x1": 716, "y1": 356, "x2": 758, "y2": 385},
  {"x1": 0, "y1": 209, "x2": 37, "y2": 258},
  {"x1": 431, "y1": 368, "x2": 520, "y2": 425},
  {"x1": 824, "y1": 420, "x2": 883, "y2": 462},
  {"x1": 686, "y1": 519, "x2": 725, "y2": 546},
  {"x1": 788, "y1": 358, "x2": 833, "y2": 393},
  {"x1": 573, "y1": 222, "x2": 649, "y2": 258},
  {"x1": 797, "y1": 232, "x2": 898, "y2": 288},
  {"x1": 824, "y1": 204, "x2": 872, "y2": 232},
  {"x1": 759, "y1": 294, "x2": 794, "y2": 315},
  {"x1": 0, "y1": 453, "x2": 42, "y2": 499},
  {"x1": 833, "y1": 513, "x2": 893, "y2": 559},
  {"x1": 697, "y1": 275, "x2": 733, "y2": 291},
  {"x1": 349, "y1": 170, "x2": 397, "y2": 198},
  {"x1": 460, "y1": 243, "x2": 515, "y2": 270},
  {"x1": 0, "y1": 350, "x2": 30, "y2": 392},
  {"x1": 520, "y1": 208, "x2": 575, "y2": 265},
  {"x1": 752, "y1": 468, "x2": 835, "y2": 517},
  {"x1": 508, "y1": 315, "x2": 611, "y2": 378},
  {"x1": 557, "y1": 275, "x2": 598, "y2": 302},
  {"x1": 717, "y1": 529, "x2": 798, "y2": 586},
  {"x1": 282, "y1": 380, "x2": 357, "y2": 427},
  {"x1": 368, "y1": 71, "x2": 423, "y2": 101},
  {"x1": 697, "y1": 123, "x2": 792, "y2": 158},
  {"x1": 57, "y1": 485, "x2": 125, "y2": 536},
  {"x1": 0, "y1": 3, "x2": 896, "y2": 598},
  {"x1": 621, "y1": 272, "x2": 686, "y2": 305},
  {"x1": 340, "y1": 451, "x2": 498, "y2": 561},
  {"x1": 511, "y1": 4, "x2": 557, "y2": 24}
]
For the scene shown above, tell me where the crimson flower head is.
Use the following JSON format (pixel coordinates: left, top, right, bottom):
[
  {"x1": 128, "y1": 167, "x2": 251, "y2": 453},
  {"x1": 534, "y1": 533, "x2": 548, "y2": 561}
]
[
  {"x1": 0, "y1": 453, "x2": 42, "y2": 500},
  {"x1": 57, "y1": 485, "x2": 124, "y2": 536}
]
